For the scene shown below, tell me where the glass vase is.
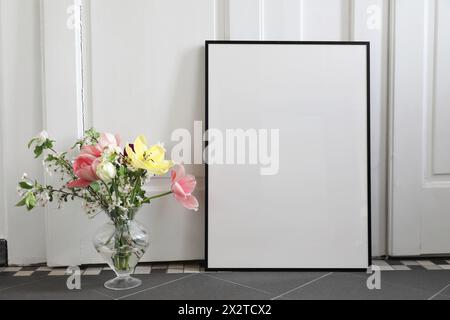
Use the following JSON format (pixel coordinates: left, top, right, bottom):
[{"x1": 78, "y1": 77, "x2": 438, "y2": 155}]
[{"x1": 93, "y1": 209, "x2": 149, "y2": 290}]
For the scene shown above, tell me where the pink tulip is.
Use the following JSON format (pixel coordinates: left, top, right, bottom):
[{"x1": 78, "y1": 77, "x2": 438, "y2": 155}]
[
  {"x1": 80, "y1": 132, "x2": 121, "y2": 158},
  {"x1": 170, "y1": 165, "x2": 199, "y2": 211},
  {"x1": 67, "y1": 154, "x2": 99, "y2": 188},
  {"x1": 98, "y1": 133, "x2": 121, "y2": 150},
  {"x1": 80, "y1": 145, "x2": 102, "y2": 157}
]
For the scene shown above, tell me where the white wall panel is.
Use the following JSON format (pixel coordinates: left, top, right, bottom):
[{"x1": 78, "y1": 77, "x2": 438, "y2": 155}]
[
  {"x1": 90, "y1": 0, "x2": 212, "y2": 178},
  {"x1": 41, "y1": 0, "x2": 87, "y2": 267},
  {"x1": 0, "y1": 0, "x2": 46, "y2": 264},
  {"x1": 389, "y1": 0, "x2": 427, "y2": 255},
  {"x1": 41, "y1": 0, "x2": 217, "y2": 265},
  {"x1": 229, "y1": 0, "x2": 263, "y2": 39},
  {"x1": 353, "y1": 0, "x2": 389, "y2": 256},
  {"x1": 301, "y1": 0, "x2": 351, "y2": 40},
  {"x1": 432, "y1": 0, "x2": 450, "y2": 175},
  {"x1": 0, "y1": 0, "x2": 5, "y2": 240},
  {"x1": 263, "y1": 0, "x2": 301, "y2": 40}
]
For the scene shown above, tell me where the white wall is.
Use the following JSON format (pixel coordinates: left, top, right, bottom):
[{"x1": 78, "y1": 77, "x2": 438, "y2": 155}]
[
  {"x1": 0, "y1": 0, "x2": 395, "y2": 263},
  {"x1": 0, "y1": 0, "x2": 46, "y2": 264}
]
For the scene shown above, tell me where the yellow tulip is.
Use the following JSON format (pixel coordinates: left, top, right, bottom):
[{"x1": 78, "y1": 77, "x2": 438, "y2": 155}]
[{"x1": 125, "y1": 135, "x2": 174, "y2": 175}]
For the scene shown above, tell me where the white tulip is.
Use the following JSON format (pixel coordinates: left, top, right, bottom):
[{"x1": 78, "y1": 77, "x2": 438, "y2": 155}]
[{"x1": 96, "y1": 161, "x2": 116, "y2": 183}]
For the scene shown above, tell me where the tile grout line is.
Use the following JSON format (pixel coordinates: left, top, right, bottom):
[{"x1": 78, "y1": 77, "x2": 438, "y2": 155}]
[
  {"x1": 204, "y1": 273, "x2": 272, "y2": 295},
  {"x1": 270, "y1": 273, "x2": 334, "y2": 300},
  {"x1": 428, "y1": 283, "x2": 450, "y2": 300},
  {"x1": 115, "y1": 274, "x2": 197, "y2": 300},
  {"x1": 92, "y1": 289, "x2": 117, "y2": 300}
]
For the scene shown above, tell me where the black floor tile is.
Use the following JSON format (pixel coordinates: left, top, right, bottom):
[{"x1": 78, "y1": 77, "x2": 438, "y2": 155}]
[
  {"x1": 430, "y1": 259, "x2": 449, "y2": 266},
  {"x1": 364, "y1": 270, "x2": 450, "y2": 294},
  {"x1": 429, "y1": 284, "x2": 450, "y2": 300},
  {"x1": 206, "y1": 272, "x2": 328, "y2": 296},
  {"x1": 0, "y1": 273, "x2": 48, "y2": 292},
  {"x1": 385, "y1": 260, "x2": 404, "y2": 266},
  {"x1": 0, "y1": 276, "x2": 111, "y2": 300},
  {"x1": 122, "y1": 274, "x2": 271, "y2": 300},
  {"x1": 93, "y1": 272, "x2": 188, "y2": 299},
  {"x1": 431, "y1": 293, "x2": 450, "y2": 300},
  {"x1": 280, "y1": 273, "x2": 433, "y2": 300}
]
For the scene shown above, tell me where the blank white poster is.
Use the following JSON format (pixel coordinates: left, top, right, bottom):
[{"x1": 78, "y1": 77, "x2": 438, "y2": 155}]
[{"x1": 206, "y1": 42, "x2": 370, "y2": 269}]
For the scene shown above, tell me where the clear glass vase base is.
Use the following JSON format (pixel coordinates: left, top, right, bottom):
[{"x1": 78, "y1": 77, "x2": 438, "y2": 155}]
[{"x1": 104, "y1": 276, "x2": 142, "y2": 291}]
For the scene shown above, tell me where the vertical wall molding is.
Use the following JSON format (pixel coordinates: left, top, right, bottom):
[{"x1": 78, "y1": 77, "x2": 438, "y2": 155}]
[
  {"x1": 214, "y1": 0, "x2": 230, "y2": 40},
  {"x1": 387, "y1": 0, "x2": 396, "y2": 256},
  {"x1": 299, "y1": 0, "x2": 304, "y2": 40},
  {"x1": 423, "y1": 0, "x2": 438, "y2": 182},
  {"x1": 259, "y1": 0, "x2": 264, "y2": 40},
  {"x1": 348, "y1": 0, "x2": 355, "y2": 40},
  {"x1": 0, "y1": 0, "x2": 7, "y2": 241}
]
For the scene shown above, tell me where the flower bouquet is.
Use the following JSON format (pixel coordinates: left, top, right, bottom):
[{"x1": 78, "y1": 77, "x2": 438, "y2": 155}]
[{"x1": 17, "y1": 129, "x2": 198, "y2": 290}]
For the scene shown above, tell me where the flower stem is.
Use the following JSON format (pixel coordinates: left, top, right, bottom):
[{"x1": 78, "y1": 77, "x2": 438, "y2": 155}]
[{"x1": 144, "y1": 191, "x2": 172, "y2": 202}]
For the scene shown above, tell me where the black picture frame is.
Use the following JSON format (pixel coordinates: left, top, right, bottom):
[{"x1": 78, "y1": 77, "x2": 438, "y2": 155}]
[{"x1": 205, "y1": 41, "x2": 372, "y2": 272}]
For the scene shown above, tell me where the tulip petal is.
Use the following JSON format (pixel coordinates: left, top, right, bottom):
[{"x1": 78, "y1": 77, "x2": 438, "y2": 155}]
[
  {"x1": 174, "y1": 194, "x2": 199, "y2": 211},
  {"x1": 178, "y1": 175, "x2": 196, "y2": 194},
  {"x1": 114, "y1": 134, "x2": 121, "y2": 147},
  {"x1": 76, "y1": 166, "x2": 97, "y2": 182},
  {"x1": 171, "y1": 181, "x2": 187, "y2": 198},
  {"x1": 80, "y1": 145, "x2": 102, "y2": 157},
  {"x1": 99, "y1": 133, "x2": 117, "y2": 149},
  {"x1": 73, "y1": 154, "x2": 97, "y2": 172},
  {"x1": 171, "y1": 164, "x2": 186, "y2": 183},
  {"x1": 67, "y1": 179, "x2": 92, "y2": 188}
]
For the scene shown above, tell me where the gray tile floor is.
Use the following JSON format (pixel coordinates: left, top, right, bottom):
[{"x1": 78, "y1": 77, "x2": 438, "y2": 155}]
[{"x1": 1, "y1": 270, "x2": 450, "y2": 300}]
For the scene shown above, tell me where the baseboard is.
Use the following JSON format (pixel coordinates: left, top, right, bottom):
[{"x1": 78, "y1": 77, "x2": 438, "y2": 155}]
[{"x1": 0, "y1": 239, "x2": 7, "y2": 266}]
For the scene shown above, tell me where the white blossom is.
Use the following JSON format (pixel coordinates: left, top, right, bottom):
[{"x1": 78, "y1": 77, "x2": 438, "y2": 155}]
[{"x1": 36, "y1": 130, "x2": 49, "y2": 144}]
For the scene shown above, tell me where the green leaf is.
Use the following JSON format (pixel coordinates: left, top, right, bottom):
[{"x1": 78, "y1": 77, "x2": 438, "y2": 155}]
[
  {"x1": 118, "y1": 166, "x2": 126, "y2": 177},
  {"x1": 15, "y1": 198, "x2": 27, "y2": 207},
  {"x1": 25, "y1": 193, "x2": 37, "y2": 211},
  {"x1": 42, "y1": 139, "x2": 54, "y2": 149},
  {"x1": 85, "y1": 128, "x2": 100, "y2": 140},
  {"x1": 45, "y1": 154, "x2": 58, "y2": 162},
  {"x1": 27, "y1": 138, "x2": 38, "y2": 149},
  {"x1": 90, "y1": 182, "x2": 100, "y2": 192},
  {"x1": 34, "y1": 145, "x2": 43, "y2": 158},
  {"x1": 19, "y1": 182, "x2": 33, "y2": 190}
]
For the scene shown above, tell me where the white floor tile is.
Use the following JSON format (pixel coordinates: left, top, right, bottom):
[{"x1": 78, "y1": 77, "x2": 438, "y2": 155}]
[
  {"x1": 439, "y1": 265, "x2": 450, "y2": 270},
  {"x1": 48, "y1": 269, "x2": 67, "y2": 276},
  {"x1": 167, "y1": 268, "x2": 184, "y2": 274},
  {"x1": 392, "y1": 265, "x2": 411, "y2": 271},
  {"x1": 134, "y1": 266, "x2": 151, "y2": 274},
  {"x1": 417, "y1": 260, "x2": 435, "y2": 266},
  {"x1": 83, "y1": 268, "x2": 102, "y2": 275},
  {"x1": 423, "y1": 265, "x2": 442, "y2": 270},
  {"x1": 2, "y1": 267, "x2": 22, "y2": 272},
  {"x1": 36, "y1": 267, "x2": 52, "y2": 272},
  {"x1": 372, "y1": 260, "x2": 394, "y2": 271},
  {"x1": 13, "y1": 271, "x2": 34, "y2": 277},
  {"x1": 184, "y1": 264, "x2": 200, "y2": 273}
]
